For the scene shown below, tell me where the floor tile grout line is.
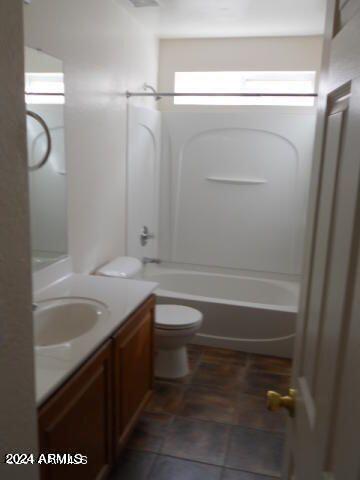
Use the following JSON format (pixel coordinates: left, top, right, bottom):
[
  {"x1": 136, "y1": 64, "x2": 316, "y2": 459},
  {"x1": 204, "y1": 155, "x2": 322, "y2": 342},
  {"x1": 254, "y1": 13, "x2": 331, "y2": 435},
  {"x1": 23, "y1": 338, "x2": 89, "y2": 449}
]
[
  {"x1": 219, "y1": 467, "x2": 225, "y2": 480},
  {"x1": 152, "y1": 380, "x2": 286, "y2": 399},
  {"x1": 127, "y1": 422, "x2": 284, "y2": 457},
  {"x1": 190, "y1": 345, "x2": 291, "y2": 361},
  {"x1": 146, "y1": 411, "x2": 286, "y2": 435},
  {"x1": 143, "y1": 451, "x2": 159, "y2": 480},
  {"x1": 155, "y1": 373, "x2": 290, "y2": 388},
  {"x1": 156, "y1": 415, "x2": 285, "y2": 456},
  {"x1": 143, "y1": 403, "x2": 286, "y2": 432},
  {"x1": 190, "y1": 348, "x2": 291, "y2": 375},
  {"x1": 120, "y1": 449, "x2": 281, "y2": 480},
  {"x1": 156, "y1": 379, "x2": 244, "y2": 390},
  {"x1": 174, "y1": 414, "x2": 285, "y2": 435},
  {"x1": 222, "y1": 419, "x2": 234, "y2": 469},
  {"x1": 144, "y1": 451, "x2": 226, "y2": 469},
  {"x1": 158, "y1": 413, "x2": 231, "y2": 467},
  {"x1": 174, "y1": 414, "x2": 286, "y2": 437},
  {"x1": 157, "y1": 368, "x2": 290, "y2": 391},
  {"x1": 221, "y1": 465, "x2": 281, "y2": 479}
]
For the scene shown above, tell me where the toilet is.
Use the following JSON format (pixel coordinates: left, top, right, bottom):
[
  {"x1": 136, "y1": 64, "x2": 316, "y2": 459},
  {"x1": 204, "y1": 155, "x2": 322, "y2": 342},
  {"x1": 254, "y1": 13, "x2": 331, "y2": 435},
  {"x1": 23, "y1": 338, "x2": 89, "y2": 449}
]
[
  {"x1": 96, "y1": 256, "x2": 203, "y2": 379},
  {"x1": 155, "y1": 304, "x2": 202, "y2": 378}
]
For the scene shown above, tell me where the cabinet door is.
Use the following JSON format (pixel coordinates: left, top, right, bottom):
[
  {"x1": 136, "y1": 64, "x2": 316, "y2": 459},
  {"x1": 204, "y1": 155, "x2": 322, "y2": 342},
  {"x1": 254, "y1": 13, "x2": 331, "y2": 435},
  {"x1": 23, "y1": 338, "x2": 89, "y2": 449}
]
[
  {"x1": 38, "y1": 341, "x2": 113, "y2": 480},
  {"x1": 113, "y1": 295, "x2": 155, "y2": 455}
]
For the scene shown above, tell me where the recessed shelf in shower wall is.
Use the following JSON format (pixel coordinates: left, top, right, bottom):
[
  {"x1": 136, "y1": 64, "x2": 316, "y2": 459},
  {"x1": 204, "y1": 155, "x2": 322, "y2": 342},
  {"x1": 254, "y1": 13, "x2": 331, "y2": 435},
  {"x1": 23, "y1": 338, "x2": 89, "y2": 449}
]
[{"x1": 206, "y1": 176, "x2": 268, "y2": 185}]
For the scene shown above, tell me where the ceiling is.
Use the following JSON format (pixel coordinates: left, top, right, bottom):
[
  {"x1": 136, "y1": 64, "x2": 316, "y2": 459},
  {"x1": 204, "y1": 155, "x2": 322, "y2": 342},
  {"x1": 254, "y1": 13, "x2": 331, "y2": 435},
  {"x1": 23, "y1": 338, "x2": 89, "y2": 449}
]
[{"x1": 116, "y1": 0, "x2": 327, "y2": 38}]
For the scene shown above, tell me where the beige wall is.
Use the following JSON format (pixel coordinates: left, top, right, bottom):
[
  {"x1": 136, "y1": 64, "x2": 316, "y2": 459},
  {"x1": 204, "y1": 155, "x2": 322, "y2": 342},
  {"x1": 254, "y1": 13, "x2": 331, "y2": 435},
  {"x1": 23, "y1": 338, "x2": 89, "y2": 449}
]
[
  {"x1": 24, "y1": 0, "x2": 159, "y2": 273},
  {"x1": 0, "y1": 1, "x2": 38, "y2": 478},
  {"x1": 159, "y1": 36, "x2": 323, "y2": 112}
]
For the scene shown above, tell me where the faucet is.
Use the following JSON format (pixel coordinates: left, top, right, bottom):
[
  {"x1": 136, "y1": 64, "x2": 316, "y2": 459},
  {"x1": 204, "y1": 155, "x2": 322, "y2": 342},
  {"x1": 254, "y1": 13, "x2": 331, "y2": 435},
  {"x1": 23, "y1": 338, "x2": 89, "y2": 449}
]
[
  {"x1": 140, "y1": 225, "x2": 155, "y2": 246},
  {"x1": 142, "y1": 257, "x2": 161, "y2": 265}
]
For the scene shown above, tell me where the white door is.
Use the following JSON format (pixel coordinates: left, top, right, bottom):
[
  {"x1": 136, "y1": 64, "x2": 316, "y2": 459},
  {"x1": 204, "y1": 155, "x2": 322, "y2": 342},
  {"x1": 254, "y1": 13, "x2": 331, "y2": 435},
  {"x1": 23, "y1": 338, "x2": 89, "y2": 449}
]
[
  {"x1": 127, "y1": 105, "x2": 161, "y2": 260},
  {"x1": 281, "y1": 1, "x2": 360, "y2": 478}
]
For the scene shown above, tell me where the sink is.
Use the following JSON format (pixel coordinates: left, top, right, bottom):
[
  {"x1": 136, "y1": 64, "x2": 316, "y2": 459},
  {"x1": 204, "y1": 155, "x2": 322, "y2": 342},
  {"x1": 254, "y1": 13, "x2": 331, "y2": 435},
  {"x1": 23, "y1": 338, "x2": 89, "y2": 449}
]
[{"x1": 34, "y1": 297, "x2": 109, "y2": 347}]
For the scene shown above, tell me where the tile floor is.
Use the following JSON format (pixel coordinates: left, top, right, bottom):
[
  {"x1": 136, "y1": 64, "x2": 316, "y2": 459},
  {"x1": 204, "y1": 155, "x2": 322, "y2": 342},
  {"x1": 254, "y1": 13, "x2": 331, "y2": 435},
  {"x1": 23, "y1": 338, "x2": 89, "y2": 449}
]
[{"x1": 109, "y1": 345, "x2": 291, "y2": 480}]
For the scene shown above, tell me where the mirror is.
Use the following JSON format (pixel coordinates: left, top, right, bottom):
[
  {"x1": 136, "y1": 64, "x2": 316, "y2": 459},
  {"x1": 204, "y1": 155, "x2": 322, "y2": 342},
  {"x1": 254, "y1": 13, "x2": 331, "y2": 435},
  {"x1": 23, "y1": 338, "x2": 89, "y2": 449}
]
[{"x1": 25, "y1": 47, "x2": 67, "y2": 271}]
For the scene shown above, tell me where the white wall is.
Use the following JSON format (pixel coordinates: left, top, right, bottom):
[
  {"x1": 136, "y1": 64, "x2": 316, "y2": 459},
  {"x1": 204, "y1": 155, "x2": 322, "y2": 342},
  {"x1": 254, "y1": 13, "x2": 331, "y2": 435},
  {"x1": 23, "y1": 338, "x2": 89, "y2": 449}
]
[
  {"x1": 0, "y1": 2, "x2": 38, "y2": 478},
  {"x1": 159, "y1": 36, "x2": 323, "y2": 112},
  {"x1": 24, "y1": 0, "x2": 159, "y2": 273}
]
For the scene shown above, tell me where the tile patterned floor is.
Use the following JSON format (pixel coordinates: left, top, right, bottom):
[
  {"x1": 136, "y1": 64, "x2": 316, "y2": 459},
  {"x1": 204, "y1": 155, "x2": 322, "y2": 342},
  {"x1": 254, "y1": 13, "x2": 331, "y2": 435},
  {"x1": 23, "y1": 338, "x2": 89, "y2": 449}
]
[{"x1": 109, "y1": 345, "x2": 291, "y2": 480}]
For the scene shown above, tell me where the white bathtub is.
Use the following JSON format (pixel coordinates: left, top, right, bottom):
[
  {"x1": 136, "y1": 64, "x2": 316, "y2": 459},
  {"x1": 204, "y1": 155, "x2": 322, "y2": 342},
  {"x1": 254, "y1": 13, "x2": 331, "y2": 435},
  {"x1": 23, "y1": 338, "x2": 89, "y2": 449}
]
[{"x1": 143, "y1": 266, "x2": 299, "y2": 358}]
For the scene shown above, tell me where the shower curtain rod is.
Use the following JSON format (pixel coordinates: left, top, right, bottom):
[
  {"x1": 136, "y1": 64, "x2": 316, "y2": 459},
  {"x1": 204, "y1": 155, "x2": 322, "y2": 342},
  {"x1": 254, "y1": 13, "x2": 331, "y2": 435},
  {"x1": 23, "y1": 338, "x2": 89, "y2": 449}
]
[
  {"x1": 26, "y1": 91, "x2": 317, "y2": 98},
  {"x1": 126, "y1": 91, "x2": 318, "y2": 98},
  {"x1": 25, "y1": 92, "x2": 65, "y2": 96}
]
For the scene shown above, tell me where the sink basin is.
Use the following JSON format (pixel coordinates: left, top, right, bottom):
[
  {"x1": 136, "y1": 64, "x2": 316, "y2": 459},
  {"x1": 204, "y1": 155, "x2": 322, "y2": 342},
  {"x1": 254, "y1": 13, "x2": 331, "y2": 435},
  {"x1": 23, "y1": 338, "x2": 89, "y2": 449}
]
[{"x1": 34, "y1": 298, "x2": 109, "y2": 347}]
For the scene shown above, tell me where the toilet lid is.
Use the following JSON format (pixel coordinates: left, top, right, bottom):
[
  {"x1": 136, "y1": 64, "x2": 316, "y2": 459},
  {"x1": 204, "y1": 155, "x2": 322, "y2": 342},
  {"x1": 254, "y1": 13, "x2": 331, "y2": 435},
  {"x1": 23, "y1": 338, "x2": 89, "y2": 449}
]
[{"x1": 155, "y1": 305, "x2": 203, "y2": 330}]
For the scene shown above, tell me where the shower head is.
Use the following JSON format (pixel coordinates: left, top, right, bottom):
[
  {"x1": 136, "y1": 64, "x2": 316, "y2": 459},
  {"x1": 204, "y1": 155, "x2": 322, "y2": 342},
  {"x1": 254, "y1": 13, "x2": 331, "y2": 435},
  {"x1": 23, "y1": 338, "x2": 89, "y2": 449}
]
[{"x1": 143, "y1": 83, "x2": 162, "y2": 101}]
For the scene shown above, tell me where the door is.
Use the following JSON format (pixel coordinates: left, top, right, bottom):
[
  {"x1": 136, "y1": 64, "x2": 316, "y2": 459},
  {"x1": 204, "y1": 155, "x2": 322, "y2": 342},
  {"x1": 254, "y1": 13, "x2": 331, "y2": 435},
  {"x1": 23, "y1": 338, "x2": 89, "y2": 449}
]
[
  {"x1": 112, "y1": 295, "x2": 155, "y2": 456},
  {"x1": 127, "y1": 105, "x2": 161, "y2": 260},
  {"x1": 281, "y1": 1, "x2": 360, "y2": 478},
  {"x1": 38, "y1": 341, "x2": 113, "y2": 480}
]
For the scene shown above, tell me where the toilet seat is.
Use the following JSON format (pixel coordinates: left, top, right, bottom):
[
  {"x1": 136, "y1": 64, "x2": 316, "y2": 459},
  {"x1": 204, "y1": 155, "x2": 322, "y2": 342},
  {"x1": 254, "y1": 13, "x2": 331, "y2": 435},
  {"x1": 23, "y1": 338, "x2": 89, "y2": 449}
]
[{"x1": 155, "y1": 305, "x2": 203, "y2": 331}]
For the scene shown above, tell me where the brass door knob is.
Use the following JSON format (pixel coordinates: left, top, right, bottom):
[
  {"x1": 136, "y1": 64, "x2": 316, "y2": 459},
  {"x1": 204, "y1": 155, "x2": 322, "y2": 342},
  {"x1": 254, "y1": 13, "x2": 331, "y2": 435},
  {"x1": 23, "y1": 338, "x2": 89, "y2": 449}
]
[{"x1": 267, "y1": 388, "x2": 296, "y2": 417}]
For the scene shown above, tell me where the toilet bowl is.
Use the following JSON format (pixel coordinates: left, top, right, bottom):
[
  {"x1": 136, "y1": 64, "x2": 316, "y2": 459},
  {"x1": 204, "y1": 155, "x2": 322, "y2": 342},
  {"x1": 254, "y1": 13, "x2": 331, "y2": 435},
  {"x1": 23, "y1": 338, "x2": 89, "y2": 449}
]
[
  {"x1": 155, "y1": 305, "x2": 203, "y2": 379},
  {"x1": 95, "y1": 256, "x2": 203, "y2": 379}
]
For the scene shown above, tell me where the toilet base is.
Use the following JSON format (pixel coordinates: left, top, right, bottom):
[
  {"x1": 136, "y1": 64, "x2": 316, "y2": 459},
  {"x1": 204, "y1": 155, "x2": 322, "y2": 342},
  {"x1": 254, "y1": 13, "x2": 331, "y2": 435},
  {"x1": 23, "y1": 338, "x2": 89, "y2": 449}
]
[{"x1": 155, "y1": 346, "x2": 189, "y2": 379}]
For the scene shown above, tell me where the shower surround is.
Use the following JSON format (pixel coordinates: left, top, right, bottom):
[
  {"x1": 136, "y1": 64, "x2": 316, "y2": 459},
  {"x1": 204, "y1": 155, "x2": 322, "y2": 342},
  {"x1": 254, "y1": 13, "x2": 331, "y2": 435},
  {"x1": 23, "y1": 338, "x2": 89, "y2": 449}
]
[
  {"x1": 159, "y1": 111, "x2": 316, "y2": 277},
  {"x1": 127, "y1": 106, "x2": 316, "y2": 357}
]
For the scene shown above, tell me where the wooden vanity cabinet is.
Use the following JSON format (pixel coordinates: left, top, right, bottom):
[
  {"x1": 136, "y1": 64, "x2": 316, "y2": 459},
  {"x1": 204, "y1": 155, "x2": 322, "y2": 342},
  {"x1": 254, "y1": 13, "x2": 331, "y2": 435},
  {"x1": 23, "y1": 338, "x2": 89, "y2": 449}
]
[
  {"x1": 112, "y1": 295, "x2": 155, "y2": 455},
  {"x1": 38, "y1": 341, "x2": 113, "y2": 480},
  {"x1": 37, "y1": 294, "x2": 155, "y2": 480}
]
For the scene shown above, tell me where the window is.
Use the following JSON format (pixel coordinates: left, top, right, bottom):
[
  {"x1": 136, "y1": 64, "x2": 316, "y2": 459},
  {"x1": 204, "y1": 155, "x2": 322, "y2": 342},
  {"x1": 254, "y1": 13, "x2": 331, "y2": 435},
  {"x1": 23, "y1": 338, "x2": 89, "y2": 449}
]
[
  {"x1": 25, "y1": 72, "x2": 65, "y2": 104},
  {"x1": 174, "y1": 71, "x2": 316, "y2": 106}
]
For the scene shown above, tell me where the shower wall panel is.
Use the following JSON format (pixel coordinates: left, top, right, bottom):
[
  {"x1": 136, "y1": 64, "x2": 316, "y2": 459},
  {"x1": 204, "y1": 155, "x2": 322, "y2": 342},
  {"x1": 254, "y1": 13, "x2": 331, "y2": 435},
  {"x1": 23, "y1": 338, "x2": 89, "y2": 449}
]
[
  {"x1": 160, "y1": 111, "x2": 316, "y2": 276},
  {"x1": 127, "y1": 105, "x2": 161, "y2": 259}
]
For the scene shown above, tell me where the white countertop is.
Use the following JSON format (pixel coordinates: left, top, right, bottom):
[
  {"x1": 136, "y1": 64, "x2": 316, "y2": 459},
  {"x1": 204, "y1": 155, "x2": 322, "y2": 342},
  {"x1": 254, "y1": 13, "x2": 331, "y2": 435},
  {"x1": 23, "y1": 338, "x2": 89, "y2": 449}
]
[{"x1": 34, "y1": 272, "x2": 158, "y2": 406}]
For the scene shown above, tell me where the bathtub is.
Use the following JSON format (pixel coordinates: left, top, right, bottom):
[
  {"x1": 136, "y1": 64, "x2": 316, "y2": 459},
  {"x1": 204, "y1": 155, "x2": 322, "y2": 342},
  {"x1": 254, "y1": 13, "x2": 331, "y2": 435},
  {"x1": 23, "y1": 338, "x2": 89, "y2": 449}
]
[{"x1": 143, "y1": 266, "x2": 299, "y2": 358}]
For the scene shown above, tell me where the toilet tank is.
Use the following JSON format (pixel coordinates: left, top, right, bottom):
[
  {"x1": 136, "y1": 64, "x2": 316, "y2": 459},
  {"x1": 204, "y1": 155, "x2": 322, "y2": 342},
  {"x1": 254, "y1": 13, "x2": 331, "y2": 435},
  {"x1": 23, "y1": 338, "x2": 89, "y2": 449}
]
[{"x1": 96, "y1": 256, "x2": 143, "y2": 279}]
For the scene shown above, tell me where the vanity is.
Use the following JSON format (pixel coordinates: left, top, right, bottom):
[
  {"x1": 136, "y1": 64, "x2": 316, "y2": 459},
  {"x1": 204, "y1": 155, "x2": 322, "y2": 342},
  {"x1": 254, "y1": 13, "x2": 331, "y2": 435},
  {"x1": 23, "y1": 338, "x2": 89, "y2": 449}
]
[
  {"x1": 33, "y1": 263, "x2": 157, "y2": 480},
  {"x1": 26, "y1": 47, "x2": 158, "y2": 478},
  {"x1": 37, "y1": 294, "x2": 155, "y2": 480}
]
